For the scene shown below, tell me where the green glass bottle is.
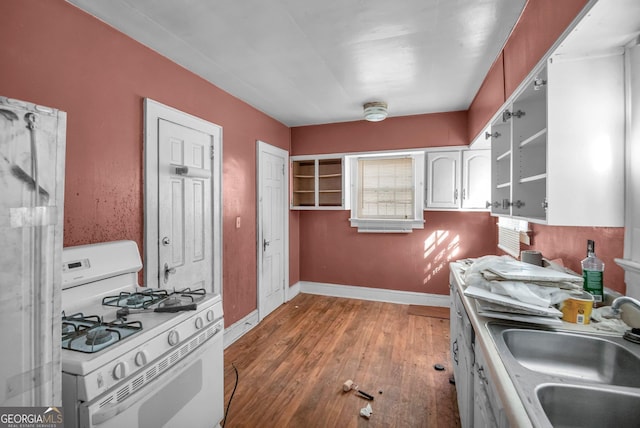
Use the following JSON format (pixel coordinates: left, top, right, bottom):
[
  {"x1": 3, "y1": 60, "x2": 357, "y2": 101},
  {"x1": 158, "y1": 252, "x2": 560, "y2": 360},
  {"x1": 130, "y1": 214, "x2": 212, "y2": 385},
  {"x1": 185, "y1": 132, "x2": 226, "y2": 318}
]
[{"x1": 581, "y1": 239, "x2": 604, "y2": 306}]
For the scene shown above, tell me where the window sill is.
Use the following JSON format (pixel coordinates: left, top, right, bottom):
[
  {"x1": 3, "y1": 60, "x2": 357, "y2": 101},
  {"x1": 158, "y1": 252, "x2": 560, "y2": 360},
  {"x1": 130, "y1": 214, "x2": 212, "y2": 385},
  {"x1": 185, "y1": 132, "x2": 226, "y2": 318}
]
[{"x1": 349, "y1": 218, "x2": 425, "y2": 233}]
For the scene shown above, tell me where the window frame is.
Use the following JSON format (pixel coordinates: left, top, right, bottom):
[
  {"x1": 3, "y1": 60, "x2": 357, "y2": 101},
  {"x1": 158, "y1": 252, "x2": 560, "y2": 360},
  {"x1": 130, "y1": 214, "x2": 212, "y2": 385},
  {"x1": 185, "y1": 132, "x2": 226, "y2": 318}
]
[{"x1": 347, "y1": 151, "x2": 425, "y2": 233}]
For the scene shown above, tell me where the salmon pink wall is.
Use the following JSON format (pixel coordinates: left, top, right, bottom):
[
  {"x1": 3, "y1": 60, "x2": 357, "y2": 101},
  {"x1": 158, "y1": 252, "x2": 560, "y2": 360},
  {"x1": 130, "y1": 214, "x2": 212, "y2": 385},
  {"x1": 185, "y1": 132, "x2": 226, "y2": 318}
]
[
  {"x1": 503, "y1": 0, "x2": 588, "y2": 99},
  {"x1": 299, "y1": 211, "x2": 497, "y2": 295},
  {"x1": 291, "y1": 111, "x2": 468, "y2": 156},
  {"x1": 292, "y1": 113, "x2": 497, "y2": 295},
  {"x1": 467, "y1": 53, "x2": 505, "y2": 143},
  {"x1": 522, "y1": 226, "x2": 625, "y2": 294},
  {"x1": 0, "y1": 0, "x2": 292, "y2": 326}
]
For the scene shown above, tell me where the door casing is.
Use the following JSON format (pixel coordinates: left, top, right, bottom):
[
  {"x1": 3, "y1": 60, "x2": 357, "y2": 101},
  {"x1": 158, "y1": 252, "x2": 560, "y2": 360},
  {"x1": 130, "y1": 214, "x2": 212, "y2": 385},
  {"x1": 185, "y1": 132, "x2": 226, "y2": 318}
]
[
  {"x1": 256, "y1": 140, "x2": 289, "y2": 320},
  {"x1": 144, "y1": 98, "x2": 223, "y2": 294}
]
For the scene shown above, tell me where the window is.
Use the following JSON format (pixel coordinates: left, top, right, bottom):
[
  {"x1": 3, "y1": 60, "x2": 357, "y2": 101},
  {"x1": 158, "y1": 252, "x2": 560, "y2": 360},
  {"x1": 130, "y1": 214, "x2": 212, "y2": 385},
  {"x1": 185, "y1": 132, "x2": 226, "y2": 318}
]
[
  {"x1": 348, "y1": 152, "x2": 425, "y2": 232},
  {"x1": 497, "y1": 217, "x2": 530, "y2": 257}
]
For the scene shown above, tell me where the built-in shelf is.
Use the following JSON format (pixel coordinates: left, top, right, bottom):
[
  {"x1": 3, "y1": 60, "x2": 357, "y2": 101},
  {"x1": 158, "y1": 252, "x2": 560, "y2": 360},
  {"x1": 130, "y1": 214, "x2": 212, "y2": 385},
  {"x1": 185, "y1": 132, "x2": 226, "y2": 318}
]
[
  {"x1": 519, "y1": 128, "x2": 547, "y2": 148},
  {"x1": 520, "y1": 173, "x2": 546, "y2": 183},
  {"x1": 291, "y1": 156, "x2": 344, "y2": 209}
]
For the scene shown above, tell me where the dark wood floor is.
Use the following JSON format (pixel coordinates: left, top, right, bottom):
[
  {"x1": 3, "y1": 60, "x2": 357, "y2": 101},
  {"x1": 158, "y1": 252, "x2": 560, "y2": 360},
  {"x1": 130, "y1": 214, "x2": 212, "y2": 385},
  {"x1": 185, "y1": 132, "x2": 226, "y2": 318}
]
[{"x1": 222, "y1": 293, "x2": 461, "y2": 428}]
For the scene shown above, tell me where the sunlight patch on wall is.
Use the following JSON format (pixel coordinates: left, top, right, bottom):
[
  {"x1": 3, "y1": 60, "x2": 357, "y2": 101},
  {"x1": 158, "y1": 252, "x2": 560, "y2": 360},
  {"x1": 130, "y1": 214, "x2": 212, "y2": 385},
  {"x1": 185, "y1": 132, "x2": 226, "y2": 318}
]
[{"x1": 423, "y1": 230, "x2": 460, "y2": 286}]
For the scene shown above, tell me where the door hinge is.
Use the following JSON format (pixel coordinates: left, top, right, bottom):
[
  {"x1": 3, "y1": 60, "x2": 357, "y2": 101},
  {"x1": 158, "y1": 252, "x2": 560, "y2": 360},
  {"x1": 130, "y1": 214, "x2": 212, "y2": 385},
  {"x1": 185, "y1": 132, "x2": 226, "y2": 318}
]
[
  {"x1": 210, "y1": 145, "x2": 214, "y2": 159},
  {"x1": 282, "y1": 164, "x2": 285, "y2": 175}
]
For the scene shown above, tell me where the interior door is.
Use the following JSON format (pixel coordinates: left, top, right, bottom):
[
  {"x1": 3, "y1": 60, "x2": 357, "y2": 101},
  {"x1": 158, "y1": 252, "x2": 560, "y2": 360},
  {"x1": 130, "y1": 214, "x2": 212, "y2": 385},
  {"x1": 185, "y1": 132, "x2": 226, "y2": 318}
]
[
  {"x1": 144, "y1": 99, "x2": 222, "y2": 295},
  {"x1": 158, "y1": 120, "x2": 212, "y2": 290},
  {"x1": 257, "y1": 141, "x2": 288, "y2": 320}
]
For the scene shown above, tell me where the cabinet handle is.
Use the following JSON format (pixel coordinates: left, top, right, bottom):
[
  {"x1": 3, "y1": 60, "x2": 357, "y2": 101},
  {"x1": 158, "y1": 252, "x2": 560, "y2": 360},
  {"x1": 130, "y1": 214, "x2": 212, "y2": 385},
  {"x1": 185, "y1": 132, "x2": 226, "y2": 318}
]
[{"x1": 452, "y1": 339, "x2": 459, "y2": 364}]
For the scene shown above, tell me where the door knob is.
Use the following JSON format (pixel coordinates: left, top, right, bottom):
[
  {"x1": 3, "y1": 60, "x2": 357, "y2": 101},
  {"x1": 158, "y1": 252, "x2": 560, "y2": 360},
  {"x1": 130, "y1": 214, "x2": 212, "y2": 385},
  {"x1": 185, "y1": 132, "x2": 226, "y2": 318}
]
[
  {"x1": 164, "y1": 262, "x2": 176, "y2": 283},
  {"x1": 162, "y1": 237, "x2": 171, "y2": 246}
]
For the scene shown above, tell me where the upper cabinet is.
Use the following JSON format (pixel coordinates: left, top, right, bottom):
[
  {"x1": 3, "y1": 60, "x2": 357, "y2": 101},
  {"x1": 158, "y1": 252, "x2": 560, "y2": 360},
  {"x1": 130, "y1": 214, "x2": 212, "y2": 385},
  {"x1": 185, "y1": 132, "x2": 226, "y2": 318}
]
[
  {"x1": 291, "y1": 155, "x2": 344, "y2": 209},
  {"x1": 488, "y1": 51, "x2": 625, "y2": 226},
  {"x1": 426, "y1": 149, "x2": 490, "y2": 211}
]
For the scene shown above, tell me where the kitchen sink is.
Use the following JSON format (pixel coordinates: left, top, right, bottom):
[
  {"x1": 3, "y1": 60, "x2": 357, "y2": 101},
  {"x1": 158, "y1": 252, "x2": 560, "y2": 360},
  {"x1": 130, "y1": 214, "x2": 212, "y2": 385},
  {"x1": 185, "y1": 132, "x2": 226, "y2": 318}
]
[
  {"x1": 487, "y1": 322, "x2": 640, "y2": 427},
  {"x1": 537, "y1": 384, "x2": 640, "y2": 428},
  {"x1": 500, "y1": 328, "x2": 640, "y2": 387}
]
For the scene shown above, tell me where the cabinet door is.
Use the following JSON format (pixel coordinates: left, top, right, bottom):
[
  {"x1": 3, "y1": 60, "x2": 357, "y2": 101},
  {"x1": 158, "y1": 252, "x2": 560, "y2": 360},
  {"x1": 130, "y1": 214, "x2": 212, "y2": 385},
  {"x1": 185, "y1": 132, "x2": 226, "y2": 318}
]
[
  {"x1": 511, "y1": 67, "x2": 548, "y2": 221},
  {"x1": 462, "y1": 150, "x2": 491, "y2": 209},
  {"x1": 489, "y1": 119, "x2": 512, "y2": 216},
  {"x1": 473, "y1": 346, "x2": 508, "y2": 428},
  {"x1": 451, "y1": 286, "x2": 474, "y2": 428},
  {"x1": 426, "y1": 151, "x2": 460, "y2": 209}
]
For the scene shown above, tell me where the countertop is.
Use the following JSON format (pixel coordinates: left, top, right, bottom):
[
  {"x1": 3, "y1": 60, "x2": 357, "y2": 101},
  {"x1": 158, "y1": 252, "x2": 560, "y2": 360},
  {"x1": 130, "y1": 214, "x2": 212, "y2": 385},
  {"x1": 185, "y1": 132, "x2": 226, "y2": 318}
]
[{"x1": 449, "y1": 261, "x2": 628, "y2": 428}]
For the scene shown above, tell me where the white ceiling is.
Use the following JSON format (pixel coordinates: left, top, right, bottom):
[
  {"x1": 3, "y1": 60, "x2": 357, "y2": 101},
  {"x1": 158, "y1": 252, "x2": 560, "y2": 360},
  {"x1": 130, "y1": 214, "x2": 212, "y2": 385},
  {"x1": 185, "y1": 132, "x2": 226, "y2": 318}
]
[{"x1": 67, "y1": 0, "x2": 527, "y2": 126}]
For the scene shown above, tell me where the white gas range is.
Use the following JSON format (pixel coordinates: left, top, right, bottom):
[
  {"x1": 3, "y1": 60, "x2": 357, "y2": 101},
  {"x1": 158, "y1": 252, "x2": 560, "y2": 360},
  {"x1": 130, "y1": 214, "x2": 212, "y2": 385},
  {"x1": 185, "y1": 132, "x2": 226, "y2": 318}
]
[{"x1": 61, "y1": 241, "x2": 224, "y2": 428}]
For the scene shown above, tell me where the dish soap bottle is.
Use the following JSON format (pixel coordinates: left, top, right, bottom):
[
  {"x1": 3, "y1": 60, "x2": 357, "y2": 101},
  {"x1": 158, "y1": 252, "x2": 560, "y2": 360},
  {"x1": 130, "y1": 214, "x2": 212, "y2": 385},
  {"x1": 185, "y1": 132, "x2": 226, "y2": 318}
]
[{"x1": 582, "y1": 239, "x2": 604, "y2": 306}]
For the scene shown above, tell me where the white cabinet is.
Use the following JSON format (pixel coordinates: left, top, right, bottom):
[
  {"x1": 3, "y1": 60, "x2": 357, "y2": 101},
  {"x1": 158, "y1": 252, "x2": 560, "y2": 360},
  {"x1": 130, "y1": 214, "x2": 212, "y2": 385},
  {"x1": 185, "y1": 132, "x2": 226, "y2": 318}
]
[
  {"x1": 473, "y1": 345, "x2": 509, "y2": 428},
  {"x1": 291, "y1": 155, "x2": 344, "y2": 209},
  {"x1": 426, "y1": 151, "x2": 460, "y2": 209},
  {"x1": 488, "y1": 53, "x2": 624, "y2": 226},
  {"x1": 462, "y1": 150, "x2": 491, "y2": 209},
  {"x1": 426, "y1": 149, "x2": 490, "y2": 210},
  {"x1": 450, "y1": 282, "x2": 475, "y2": 428}
]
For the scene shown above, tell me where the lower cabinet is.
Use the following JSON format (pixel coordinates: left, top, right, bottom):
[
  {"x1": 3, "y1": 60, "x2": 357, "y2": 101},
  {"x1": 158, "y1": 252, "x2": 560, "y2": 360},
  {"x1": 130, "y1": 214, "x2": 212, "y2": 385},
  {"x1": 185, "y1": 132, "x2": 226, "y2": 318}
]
[
  {"x1": 450, "y1": 284, "x2": 474, "y2": 427},
  {"x1": 473, "y1": 345, "x2": 509, "y2": 428},
  {"x1": 451, "y1": 282, "x2": 509, "y2": 428}
]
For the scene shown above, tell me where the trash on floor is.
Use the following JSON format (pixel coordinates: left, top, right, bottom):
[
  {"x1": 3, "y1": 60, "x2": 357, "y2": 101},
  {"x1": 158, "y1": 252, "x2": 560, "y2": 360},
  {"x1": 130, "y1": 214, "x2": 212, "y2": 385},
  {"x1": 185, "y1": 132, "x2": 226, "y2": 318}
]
[{"x1": 360, "y1": 403, "x2": 373, "y2": 419}]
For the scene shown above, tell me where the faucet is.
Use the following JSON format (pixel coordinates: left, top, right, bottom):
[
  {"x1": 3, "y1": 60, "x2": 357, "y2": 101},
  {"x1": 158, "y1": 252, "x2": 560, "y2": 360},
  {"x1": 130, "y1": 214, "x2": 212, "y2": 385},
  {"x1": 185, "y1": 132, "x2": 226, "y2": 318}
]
[{"x1": 611, "y1": 296, "x2": 640, "y2": 316}]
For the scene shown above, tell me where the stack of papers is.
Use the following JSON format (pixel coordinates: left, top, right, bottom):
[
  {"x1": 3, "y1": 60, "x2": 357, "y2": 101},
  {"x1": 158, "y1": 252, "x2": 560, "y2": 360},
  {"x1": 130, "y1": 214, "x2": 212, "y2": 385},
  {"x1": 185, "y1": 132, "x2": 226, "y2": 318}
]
[{"x1": 462, "y1": 258, "x2": 583, "y2": 325}]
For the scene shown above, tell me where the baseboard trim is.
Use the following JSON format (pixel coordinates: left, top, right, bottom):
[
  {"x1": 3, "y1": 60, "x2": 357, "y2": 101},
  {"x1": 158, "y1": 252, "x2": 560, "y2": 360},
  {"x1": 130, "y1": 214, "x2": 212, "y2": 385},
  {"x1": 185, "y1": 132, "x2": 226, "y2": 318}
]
[
  {"x1": 286, "y1": 281, "x2": 301, "y2": 301},
  {"x1": 298, "y1": 281, "x2": 450, "y2": 307},
  {"x1": 223, "y1": 309, "x2": 259, "y2": 349}
]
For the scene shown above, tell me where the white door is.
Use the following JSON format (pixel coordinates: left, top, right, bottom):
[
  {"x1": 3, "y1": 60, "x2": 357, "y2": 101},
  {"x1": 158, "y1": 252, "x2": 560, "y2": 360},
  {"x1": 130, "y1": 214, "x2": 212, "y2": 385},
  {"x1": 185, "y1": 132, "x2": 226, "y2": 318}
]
[
  {"x1": 144, "y1": 99, "x2": 222, "y2": 295},
  {"x1": 257, "y1": 141, "x2": 288, "y2": 320},
  {"x1": 158, "y1": 120, "x2": 212, "y2": 289}
]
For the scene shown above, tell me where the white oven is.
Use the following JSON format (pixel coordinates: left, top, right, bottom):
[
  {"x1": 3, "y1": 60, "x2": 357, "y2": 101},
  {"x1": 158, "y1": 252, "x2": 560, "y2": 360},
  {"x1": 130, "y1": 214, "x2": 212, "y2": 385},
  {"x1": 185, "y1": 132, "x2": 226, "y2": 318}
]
[{"x1": 61, "y1": 241, "x2": 224, "y2": 428}]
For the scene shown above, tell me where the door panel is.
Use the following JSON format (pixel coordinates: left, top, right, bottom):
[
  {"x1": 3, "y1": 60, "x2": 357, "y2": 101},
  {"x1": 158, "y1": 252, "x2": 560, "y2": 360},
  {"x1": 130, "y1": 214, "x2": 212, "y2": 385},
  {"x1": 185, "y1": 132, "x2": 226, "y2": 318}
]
[
  {"x1": 158, "y1": 119, "x2": 212, "y2": 290},
  {"x1": 258, "y1": 142, "x2": 287, "y2": 320}
]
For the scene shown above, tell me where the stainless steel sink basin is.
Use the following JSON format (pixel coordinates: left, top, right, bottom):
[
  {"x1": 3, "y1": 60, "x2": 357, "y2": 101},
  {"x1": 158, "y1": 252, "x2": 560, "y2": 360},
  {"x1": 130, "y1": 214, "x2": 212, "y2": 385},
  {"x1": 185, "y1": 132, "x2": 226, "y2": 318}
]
[
  {"x1": 487, "y1": 322, "x2": 640, "y2": 427},
  {"x1": 537, "y1": 384, "x2": 640, "y2": 428},
  {"x1": 501, "y1": 328, "x2": 640, "y2": 387}
]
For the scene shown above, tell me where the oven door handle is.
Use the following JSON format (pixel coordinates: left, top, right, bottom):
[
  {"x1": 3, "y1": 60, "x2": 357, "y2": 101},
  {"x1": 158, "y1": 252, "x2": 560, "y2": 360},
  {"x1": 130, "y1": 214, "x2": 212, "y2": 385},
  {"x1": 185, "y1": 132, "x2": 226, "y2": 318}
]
[{"x1": 90, "y1": 322, "x2": 222, "y2": 425}]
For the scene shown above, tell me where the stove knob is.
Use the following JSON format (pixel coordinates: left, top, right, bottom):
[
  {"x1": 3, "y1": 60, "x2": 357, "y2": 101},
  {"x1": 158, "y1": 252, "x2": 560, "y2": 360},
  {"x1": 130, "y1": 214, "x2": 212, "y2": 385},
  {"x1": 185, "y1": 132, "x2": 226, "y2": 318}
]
[
  {"x1": 113, "y1": 362, "x2": 128, "y2": 380},
  {"x1": 168, "y1": 330, "x2": 180, "y2": 346},
  {"x1": 206, "y1": 309, "x2": 215, "y2": 322},
  {"x1": 195, "y1": 317, "x2": 204, "y2": 329},
  {"x1": 135, "y1": 351, "x2": 148, "y2": 367}
]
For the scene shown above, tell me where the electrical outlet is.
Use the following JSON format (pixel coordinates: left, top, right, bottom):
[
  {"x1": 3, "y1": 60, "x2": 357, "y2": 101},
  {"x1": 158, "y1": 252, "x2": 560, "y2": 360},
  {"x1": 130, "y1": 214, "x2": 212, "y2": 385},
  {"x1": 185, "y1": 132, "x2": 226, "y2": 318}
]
[{"x1": 235, "y1": 216, "x2": 241, "y2": 229}]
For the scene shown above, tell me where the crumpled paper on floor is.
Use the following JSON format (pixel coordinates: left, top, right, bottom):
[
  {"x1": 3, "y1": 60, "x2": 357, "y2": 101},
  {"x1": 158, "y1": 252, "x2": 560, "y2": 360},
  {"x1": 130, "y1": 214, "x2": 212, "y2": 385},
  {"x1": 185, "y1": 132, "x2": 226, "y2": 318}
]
[{"x1": 360, "y1": 403, "x2": 373, "y2": 419}]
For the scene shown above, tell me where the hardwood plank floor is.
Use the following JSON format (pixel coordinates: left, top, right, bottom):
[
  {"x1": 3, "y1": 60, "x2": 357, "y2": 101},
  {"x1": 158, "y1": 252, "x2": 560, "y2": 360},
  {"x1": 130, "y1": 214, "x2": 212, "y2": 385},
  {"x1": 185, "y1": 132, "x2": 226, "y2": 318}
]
[{"x1": 223, "y1": 294, "x2": 461, "y2": 428}]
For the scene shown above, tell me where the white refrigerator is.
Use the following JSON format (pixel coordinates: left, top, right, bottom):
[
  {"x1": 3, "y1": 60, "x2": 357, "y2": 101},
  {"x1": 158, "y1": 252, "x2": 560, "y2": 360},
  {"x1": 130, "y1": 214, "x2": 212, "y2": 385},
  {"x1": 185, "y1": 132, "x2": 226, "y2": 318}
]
[{"x1": 0, "y1": 96, "x2": 66, "y2": 406}]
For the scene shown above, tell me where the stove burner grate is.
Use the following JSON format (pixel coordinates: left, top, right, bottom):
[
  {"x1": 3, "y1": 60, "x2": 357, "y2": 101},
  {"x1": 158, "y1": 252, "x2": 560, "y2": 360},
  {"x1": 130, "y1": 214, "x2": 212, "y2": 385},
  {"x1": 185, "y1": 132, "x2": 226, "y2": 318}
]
[
  {"x1": 62, "y1": 315, "x2": 143, "y2": 354},
  {"x1": 102, "y1": 289, "x2": 169, "y2": 309}
]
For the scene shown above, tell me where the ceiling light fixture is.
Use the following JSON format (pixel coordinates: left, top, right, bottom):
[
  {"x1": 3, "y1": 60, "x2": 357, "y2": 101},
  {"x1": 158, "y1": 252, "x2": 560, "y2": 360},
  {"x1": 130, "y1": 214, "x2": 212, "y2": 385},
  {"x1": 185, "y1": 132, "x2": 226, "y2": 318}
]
[{"x1": 363, "y1": 101, "x2": 388, "y2": 122}]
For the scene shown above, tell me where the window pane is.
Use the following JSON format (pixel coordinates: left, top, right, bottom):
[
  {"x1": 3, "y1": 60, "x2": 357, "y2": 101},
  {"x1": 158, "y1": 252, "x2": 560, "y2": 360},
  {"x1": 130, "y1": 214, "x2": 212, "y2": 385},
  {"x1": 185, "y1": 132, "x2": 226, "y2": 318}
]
[{"x1": 358, "y1": 157, "x2": 414, "y2": 219}]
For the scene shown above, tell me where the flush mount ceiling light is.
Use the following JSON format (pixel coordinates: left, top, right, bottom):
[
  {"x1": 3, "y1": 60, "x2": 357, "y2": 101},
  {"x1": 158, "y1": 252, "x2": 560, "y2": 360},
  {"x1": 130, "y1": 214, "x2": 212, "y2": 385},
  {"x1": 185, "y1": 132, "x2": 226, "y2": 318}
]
[{"x1": 363, "y1": 101, "x2": 388, "y2": 122}]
